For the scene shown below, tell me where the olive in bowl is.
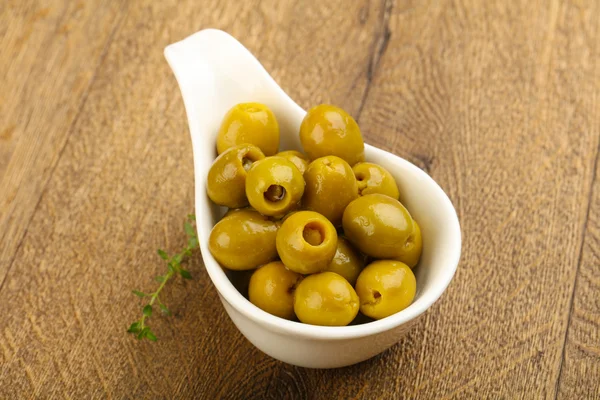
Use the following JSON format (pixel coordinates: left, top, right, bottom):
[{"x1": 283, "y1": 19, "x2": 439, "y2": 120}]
[
  {"x1": 206, "y1": 144, "x2": 265, "y2": 208},
  {"x1": 294, "y1": 272, "x2": 359, "y2": 326},
  {"x1": 303, "y1": 156, "x2": 358, "y2": 226},
  {"x1": 353, "y1": 162, "x2": 400, "y2": 199},
  {"x1": 245, "y1": 156, "x2": 305, "y2": 217},
  {"x1": 342, "y1": 193, "x2": 414, "y2": 259},
  {"x1": 208, "y1": 209, "x2": 279, "y2": 270},
  {"x1": 355, "y1": 260, "x2": 416, "y2": 320},
  {"x1": 249, "y1": 261, "x2": 303, "y2": 320},
  {"x1": 276, "y1": 211, "x2": 337, "y2": 274},
  {"x1": 217, "y1": 102, "x2": 280, "y2": 156},
  {"x1": 300, "y1": 104, "x2": 365, "y2": 165}
]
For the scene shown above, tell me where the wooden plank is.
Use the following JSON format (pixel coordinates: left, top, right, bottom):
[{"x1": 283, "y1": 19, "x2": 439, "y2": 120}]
[
  {"x1": 557, "y1": 161, "x2": 600, "y2": 398},
  {"x1": 0, "y1": 0, "x2": 385, "y2": 398},
  {"x1": 0, "y1": 0, "x2": 125, "y2": 285}
]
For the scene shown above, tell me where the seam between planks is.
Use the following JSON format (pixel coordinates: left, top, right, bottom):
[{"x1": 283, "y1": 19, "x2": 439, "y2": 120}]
[
  {"x1": 553, "y1": 136, "x2": 600, "y2": 399},
  {"x1": 355, "y1": 0, "x2": 393, "y2": 122},
  {"x1": 0, "y1": 1, "x2": 130, "y2": 294},
  {"x1": 553, "y1": 5, "x2": 600, "y2": 396}
]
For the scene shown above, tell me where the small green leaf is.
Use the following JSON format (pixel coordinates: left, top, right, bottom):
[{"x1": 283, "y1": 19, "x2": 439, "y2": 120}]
[
  {"x1": 137, "y1": 327, "x2": 148, "y2": 340},
  {"x1": 155, "y1": 275, "x2": 165, "y2": 283},
  {"x1": 145, "y1": 329, "x2": 157, "y2": 341},
  {"x1": 184, "y1": 221, "x2": 195, "y2": 237},
  {"x1": 188, "y1": 237, "x2": 199, "y2": 248},
  {"x1": 132, "y1": 290, "x2": 146, "y2": 298},
  {"x1": 173, "y1": 254, "x2": 183, "y2": 264},
  {"x1": 187, "y1": 214, "x2": 196, "y2": 221},
  {"x1": 157, "y1": 249, "x2": 169, "y2": 260},
  {"x1": 180, "y1": 269, "x2": 192, "y2": 280},
  {"x1": 143, "y1": 305, "x2": 153, "y2": 317},
  {"x1": 159, "y1": 304, "x2": 171, "y2": 316},
  {"x1": 127, "y1": 322, "x2": 141, "y2": 333},
  {"x1": 167, "y1": 263, "x2": 175, "y2": 274},
  {"x1": 185, "y1": 248, "x2": 192, "y2": 257}
]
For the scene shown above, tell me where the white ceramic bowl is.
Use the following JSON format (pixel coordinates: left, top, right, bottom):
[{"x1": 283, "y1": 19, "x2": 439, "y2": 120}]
[{"x1": 164, "y1": 29, "x2": 461, "y2": 368}]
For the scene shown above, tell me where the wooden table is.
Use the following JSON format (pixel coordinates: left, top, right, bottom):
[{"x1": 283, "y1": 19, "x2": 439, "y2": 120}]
[{"x1": 2, "y1": 1, "x2": 599, "y2": 398}]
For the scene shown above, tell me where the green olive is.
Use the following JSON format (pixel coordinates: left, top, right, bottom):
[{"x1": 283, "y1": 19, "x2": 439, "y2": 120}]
[
  {"x1": 208, "y1": 209, "x2": 279, "y2": 270},
  {"x1": 294, "y1": 272, "x2": 359, "y2": 326},
  {"x1": 395, "y1": 220, "x2": 422, "y2": 268},
  {"x1": 276, "y1": 211, "x2": 337, "y2": 274},
  {"x1": 245, "y1": 156, "x2": 305, "y2": 217},
  {"x1": 207, "y1": 144, "x2": 265, "y2": 208},
  {"x1": 217, "y1": 103, "x2": 279, "y2": 156},
  {"x1": 279, "y1": 210, "x2": 299, "y2": 223},
  {"x1": 276, "y1": 150, "x2": 309, "y2": 175},
  {"x1": 342, "y1": 194, "x2": 415, "y2": 258},
  {"x1": 353, "y1": 162, "x2": 400, "y2": 199},
  {"x1": 326, "y1": 237, "x2": 364, "y2": 285},
  {"x1": 223, "y1": 207, "x2": 255, "y2": 218},
  {"x1": 303, "y1": 156, "x2": 358, "y2": 226},
  {"x1": 355, "y1": 260, "x2": 416, "y2": 319},
  {"x1": 299, "y1": 104, "x2": 365, "y2": 165},
  {"x1": 248, "y1": 261, "x2": 303, "y2": 320}
]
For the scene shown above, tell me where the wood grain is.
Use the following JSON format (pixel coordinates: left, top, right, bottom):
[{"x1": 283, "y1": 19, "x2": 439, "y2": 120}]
[
  {"x1": 557, "y1": 153, "x2": 600, "y2": 398},
  {"x1": 0, "y1": 0, "x2": 125, "y2": 287},
  {"x1": 0, "y1": 0, "x2": 599, "y2": 398}
]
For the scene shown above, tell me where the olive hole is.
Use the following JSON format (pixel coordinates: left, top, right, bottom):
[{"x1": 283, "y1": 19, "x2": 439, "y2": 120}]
[
  {"x1": 264, "y1": 185, "x2": 286, "y2": 202},
  {"x1": 242, "y1": 157, "x2": 254, "y2": 171},
  {"x1": 303, "y1": 223, "x2": 325, "y2": 246},
  {"x1": 287, "y1": 277, "x2": 302, "y2": 294},
  {"x1": 356, "y1": 175, "x2": 367, "y2": 194},
  {"x1": 404, "y1": 235, "x2": 414, "y2": 249},
  {"x1": 373, "y1": 290, "x2": 381, "y2": 299}
]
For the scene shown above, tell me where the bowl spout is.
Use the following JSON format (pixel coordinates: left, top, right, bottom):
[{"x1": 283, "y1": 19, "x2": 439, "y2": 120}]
[{"x1": 164, "y1": 29, "x2": 305, "y2": 155}]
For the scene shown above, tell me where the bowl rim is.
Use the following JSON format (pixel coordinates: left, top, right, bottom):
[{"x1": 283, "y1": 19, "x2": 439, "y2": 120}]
[
  {"x1": 198, "y1": 144, "x2": 462, "y2": 340},
  {"x1": 167, "y1": 28, "x2": 461, "y2": 340}
]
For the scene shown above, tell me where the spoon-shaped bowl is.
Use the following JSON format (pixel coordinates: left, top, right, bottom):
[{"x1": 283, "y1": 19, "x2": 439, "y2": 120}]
[{"x1": 165, "y1": 29, "x2": 461, "y2": 369}]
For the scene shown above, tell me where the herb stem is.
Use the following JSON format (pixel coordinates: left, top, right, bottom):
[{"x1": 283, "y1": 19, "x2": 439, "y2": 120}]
[
  {"x1": 127, "y1": 215, "x2": 198, "y2": 341},
  {"x1": 140, "y1": 268, "x2": 175, "y2": 330}
]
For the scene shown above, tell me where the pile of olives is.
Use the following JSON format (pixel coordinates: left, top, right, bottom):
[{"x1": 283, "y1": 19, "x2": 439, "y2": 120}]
[{"x1": 207, "y1": 103, "x2": 422, "y2": 326}]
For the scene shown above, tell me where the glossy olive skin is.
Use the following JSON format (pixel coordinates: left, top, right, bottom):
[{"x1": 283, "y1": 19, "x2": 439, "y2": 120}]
[
  {"x1": 395, "y1": 220, "x2": 422, "y2": 268},
  {"x1": 217, "y1": 103, "x2": 280, "y2": 156},
  {"x1": 207, "y1": 144, "x2": 265, "y2": 208},
  {"x1": 299, "y1": 104, "x2": 365, "y2": 165},
  {"x1": 209, "y1": 209, "x2": 279, "y2": 270},
  {"x1": 342, "y1": 194, "x2": 415, "y2": 258},
  {"x1": 246, "y1": 156, "x2": 305, "y2": 217},
  {"x1": 223, "y1": 207, "x2": 255, "y2": 218},
  {"x1": 294, "y1": 272, "x2": 359, "y2": 326},
  {"x1": 303, "y1": 156, "x2": 358, "y2": 226},
  {"x1": 326, "y1": 237, "x2": 364, "y2": 285},
  {"x1": 355, "y1": 260, "x2": 416, "y2": 319},
  {"x1": 276, "y1": 150, "x2": 309, "y2": 175},
  {"x1": 276, "y1": 211, "x2": 337, "y2": 274},
  {"x1": 248, "y1": 261, "x2": 303, "y2": 320},
  {"x1": 353, "y1": 162, "x2": 400, "y2": 199}
]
